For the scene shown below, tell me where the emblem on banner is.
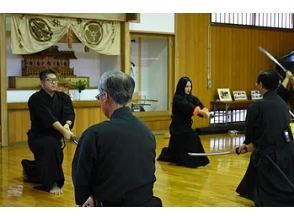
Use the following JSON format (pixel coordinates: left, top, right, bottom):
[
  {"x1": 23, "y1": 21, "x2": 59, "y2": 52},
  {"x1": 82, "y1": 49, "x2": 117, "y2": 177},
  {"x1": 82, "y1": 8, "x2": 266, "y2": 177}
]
[
  {"x1": 83, "y1": 21, "x2": 103, "y2": 45},
  {"x1": 29, "y1": 18, "x2": 53, "y2": 42}
]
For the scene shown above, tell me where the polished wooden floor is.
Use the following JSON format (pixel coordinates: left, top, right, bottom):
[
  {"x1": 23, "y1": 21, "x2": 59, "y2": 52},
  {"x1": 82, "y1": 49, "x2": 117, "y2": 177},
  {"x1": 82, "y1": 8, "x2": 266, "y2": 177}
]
[{"x1": 0, "y1": 133, "x2": 254, "y2": 207}]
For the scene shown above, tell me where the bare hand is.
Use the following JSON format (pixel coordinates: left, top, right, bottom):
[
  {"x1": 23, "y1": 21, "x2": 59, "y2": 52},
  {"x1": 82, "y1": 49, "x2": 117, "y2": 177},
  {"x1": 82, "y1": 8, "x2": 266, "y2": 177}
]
[
  {"x1": 63, "y1": 129, "x2": 74, "y2": 140},
  {"x1": 198, "y1": 109, "x2": 210, "y2": 119},
  {"x1": 64, "y1": 124, "x2": 70, "y2": 131},
  {"x1": 203, "y1": 112, "x2": 211, "y2": 119},
  {"x1": 286, "y1": 71, "x2": 293, "y2": 79},
  {"x1": 82, "y1": 196, "x2": 94, "y2": 207},
  {"x1": 237, "y1": 143, "x2": 254, "y2": 154}
]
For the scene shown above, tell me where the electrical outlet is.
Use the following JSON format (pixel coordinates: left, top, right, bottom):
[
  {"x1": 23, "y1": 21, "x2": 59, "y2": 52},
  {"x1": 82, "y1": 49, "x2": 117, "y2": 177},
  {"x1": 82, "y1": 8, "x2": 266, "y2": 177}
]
[{"x1": 207, "y1": 79, "x2": 212, "y2": 89}]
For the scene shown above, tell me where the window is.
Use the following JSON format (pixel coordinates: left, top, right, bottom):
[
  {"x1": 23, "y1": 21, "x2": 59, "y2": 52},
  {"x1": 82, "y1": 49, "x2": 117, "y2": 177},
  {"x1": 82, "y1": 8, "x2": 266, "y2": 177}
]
[
  {"x1": 211, "y1": 13, "x2": 293, "y2": 29},
  {"x1": 130, "y1": 34, "x2": 172, "y2": 113}
]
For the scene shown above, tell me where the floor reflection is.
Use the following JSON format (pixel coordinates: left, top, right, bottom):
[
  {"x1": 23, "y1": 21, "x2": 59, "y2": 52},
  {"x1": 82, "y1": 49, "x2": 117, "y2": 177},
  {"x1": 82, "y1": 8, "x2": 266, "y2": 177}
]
[{"x1": 209, "y1": 135, "x2": 245, "y2": 152}]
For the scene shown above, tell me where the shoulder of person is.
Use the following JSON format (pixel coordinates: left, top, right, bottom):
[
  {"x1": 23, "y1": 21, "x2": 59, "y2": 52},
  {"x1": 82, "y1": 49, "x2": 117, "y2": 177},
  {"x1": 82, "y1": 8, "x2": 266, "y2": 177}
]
[
  {"x1": 173, "y1": 94, "x2": 185, "y2": 101},
  {"x1": 248, "y1": 98, "x2": 264, "y2": 110},
  {"x1": 28, "y1": 90, "x2": 43, "y2": 102},
  {"x1": 191, "y1": 94, "x2": 199, "y2": 100}
]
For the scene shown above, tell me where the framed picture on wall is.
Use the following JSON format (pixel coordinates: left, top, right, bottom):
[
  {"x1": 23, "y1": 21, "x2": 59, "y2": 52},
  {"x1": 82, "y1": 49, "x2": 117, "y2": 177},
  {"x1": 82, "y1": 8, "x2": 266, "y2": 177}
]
[
  {"x1": 232, "y1": 91, "x2": 247, "y2": 101},
  {"x1": 251, "y1": 90, "x2": 262, "y2": 100},
  {"x1": 217, "y1": 88, "x2": 232, "y2": 101}
]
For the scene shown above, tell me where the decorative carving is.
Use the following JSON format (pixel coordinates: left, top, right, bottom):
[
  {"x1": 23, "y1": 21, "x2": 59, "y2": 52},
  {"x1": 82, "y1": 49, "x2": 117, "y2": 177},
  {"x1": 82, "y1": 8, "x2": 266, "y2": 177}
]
[
  {"x1": 9, "y1": 45, "x2": 90, "y2": 93},
  {"x1": 21, "y1": 45, "x2": 77, "y2": 77}
]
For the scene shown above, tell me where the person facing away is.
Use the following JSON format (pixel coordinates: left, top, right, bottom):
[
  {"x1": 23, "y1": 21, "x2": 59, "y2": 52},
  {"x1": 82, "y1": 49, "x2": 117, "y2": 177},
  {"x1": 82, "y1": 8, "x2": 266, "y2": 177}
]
[
  {"x1": 157, "y1": 76, "x2": 211, "y2": 168},
  {"x1": 21, "y1": 68, "x2": 75, "y2": 195},
  {"x1": 236, "y1": 70, "x2": 294, "y2": 207},
  {"x1": 72, "y1": 70, "x2": 162, "y2": 207},
  {"x1": 276, "y1": 70, "x2": 294, "y2": 113}
]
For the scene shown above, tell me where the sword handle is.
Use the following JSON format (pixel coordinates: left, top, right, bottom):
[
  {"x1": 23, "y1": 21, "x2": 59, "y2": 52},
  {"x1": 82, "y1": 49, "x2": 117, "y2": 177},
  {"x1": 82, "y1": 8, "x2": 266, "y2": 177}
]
[
  {"x1": 235, "y1": 146, "x2": 248, "y2": 155},
  {"x1": 235, "y1": 147, "x2": 240, "y2": 155},
  {"x1": 71, "y1": 136, "x2": 78, "y2": 145}
]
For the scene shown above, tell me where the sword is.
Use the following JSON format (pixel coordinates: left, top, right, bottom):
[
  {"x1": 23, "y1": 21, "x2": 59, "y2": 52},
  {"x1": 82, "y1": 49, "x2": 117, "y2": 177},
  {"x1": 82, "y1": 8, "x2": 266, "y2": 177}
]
[
  {"x1": 258, "y1": 46, "x2": 287, "y2": 73},
  {"x1": 71, "y1": 136, "x2": 79, "y2": 145},
  {"x1": 188, "y1": 148, "x2": 240, "y2": 156},
  {"x1": 289, "y1": 110, "x2": 294, "y2": 118}
]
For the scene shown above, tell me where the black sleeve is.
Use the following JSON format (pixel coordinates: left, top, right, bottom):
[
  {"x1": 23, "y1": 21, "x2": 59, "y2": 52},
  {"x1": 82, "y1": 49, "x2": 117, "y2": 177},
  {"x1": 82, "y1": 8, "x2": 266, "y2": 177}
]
[
  {"x1": 192, "y1": 96, "x2": 207, "y2": 118},
  {"x1": 276, "y1": 84, "x2": 290, "y2": 103},
  {"x1": 243, "y1": 102, "x2": 259, "y2": 145},
  {"x1": 191, "y1": 96, "x2": 205, "y2": 109},
  {"x1": 72, "y1": 127, "x2": 99, "y2": 206},
  {"x1": 173, "y1": 94, "x2": 197, "y2": 117},
  {"x1": 28, "y1": 94, "x2": 58, "y2": 128},
  {"x1": 60, "y1": 92, "x2": 75, "y2": 128}
]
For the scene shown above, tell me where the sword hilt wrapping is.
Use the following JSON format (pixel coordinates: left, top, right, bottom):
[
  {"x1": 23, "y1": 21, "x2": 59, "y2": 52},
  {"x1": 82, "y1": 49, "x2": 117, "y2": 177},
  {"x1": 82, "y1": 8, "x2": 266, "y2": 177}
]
[{"x1": 235, "y1": 146, "x2": 248, "y2": 155}]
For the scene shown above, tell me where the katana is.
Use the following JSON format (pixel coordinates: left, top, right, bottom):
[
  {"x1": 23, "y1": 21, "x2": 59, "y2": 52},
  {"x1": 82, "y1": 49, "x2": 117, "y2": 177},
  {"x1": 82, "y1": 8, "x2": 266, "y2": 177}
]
[
  {"x1": 289, "y1": 110, "x2": 294, "y2": 118},
  {"x1": 188, "y1": 148, "x2": 241, "y2": 156},
  {"x1": 258, "y1": 46, "x2": 287, "y2": 73},
  {"x1": 71, "y1": 136, "x2": 79, "y2": 145}
]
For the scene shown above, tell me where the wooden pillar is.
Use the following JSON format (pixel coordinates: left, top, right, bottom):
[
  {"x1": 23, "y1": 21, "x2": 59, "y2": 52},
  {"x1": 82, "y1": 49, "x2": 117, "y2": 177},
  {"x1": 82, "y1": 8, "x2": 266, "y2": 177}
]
[
  {"x1": 174, "y1": 13, "x2": 180, "y2": 89},
  {"x1": 0, "y1": 14, "x2": 8, "y2": 147},
  {"x1": 121, "y1": 21, "x2": 131, "y2": 75},
  {"x1": 137, "y1": 37, "x2": 142, "y2": 92}
]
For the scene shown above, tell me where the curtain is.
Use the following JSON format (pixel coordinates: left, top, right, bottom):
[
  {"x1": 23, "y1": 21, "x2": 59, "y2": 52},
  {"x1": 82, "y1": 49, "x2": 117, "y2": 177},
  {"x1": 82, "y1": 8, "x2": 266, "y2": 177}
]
[{"x1": 11, "y1": 14, "x2": 121, "y2": 55}]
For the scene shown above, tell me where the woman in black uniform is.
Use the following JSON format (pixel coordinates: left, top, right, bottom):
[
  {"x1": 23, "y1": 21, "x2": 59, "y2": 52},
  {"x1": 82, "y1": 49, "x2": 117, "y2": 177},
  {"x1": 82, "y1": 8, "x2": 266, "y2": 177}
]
[{"x1": 157, "y1": 76, "x2": 211, "y2": 168}]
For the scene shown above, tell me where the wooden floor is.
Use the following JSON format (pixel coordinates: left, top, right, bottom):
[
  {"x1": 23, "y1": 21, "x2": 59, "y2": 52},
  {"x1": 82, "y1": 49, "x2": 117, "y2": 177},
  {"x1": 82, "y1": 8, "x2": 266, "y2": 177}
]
[{"x1": 0, "y1": 133, "x2": 254, "y2": 207}]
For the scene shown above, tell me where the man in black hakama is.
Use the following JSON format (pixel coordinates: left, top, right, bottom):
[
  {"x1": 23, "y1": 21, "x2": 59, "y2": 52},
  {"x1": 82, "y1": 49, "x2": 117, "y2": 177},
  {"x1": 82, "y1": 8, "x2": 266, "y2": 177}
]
[
  {"x1": 22, "y1": 69, "x2": 75, "y2": 195},
  {"x1": 236, "y1": 70, "x2": 294, "y2": 206},
  {"x1": 72, "y1": 70, "x2": 162, "y2": 207}
]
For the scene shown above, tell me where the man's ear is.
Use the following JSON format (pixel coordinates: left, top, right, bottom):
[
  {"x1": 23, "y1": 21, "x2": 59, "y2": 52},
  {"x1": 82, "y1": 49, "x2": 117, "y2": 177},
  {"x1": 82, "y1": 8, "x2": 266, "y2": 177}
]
[{"x1": 104, "y1": 93, "x2": 110, "y2": 102}]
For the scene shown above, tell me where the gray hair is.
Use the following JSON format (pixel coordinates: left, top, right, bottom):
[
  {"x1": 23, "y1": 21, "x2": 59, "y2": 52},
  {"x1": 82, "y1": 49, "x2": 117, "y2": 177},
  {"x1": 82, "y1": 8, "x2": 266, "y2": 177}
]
[{"x1": 98, "y1": 70, "x2": 135, "y2": 106}]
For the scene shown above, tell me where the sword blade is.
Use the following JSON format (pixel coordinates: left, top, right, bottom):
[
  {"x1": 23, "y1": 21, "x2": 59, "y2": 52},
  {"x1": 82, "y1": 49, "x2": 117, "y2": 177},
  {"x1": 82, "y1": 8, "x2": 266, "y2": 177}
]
[
  {"x1": 258, "y1": 46, "x2": 287, "y2": 72},
  {"x1": 289, "y1": 110, "x2": 294, "y2": 118},
  {"x1": 188, "y1": 149, "x2": 237, "y2": 156}
]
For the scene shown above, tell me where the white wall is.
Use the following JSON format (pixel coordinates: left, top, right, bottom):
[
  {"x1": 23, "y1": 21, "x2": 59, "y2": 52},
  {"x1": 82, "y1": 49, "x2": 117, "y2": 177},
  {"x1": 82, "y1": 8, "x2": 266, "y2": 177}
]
[
  {"x1": 6, "y1": 37, "x2": 121, "y2": 88},
  {"x1": 7, "y1": 88, "x2": 99, "y2": 103},
  {"x1": 129, "y1": 13, "x2": 175, "y2": 33},
  {"x1": 6, "y1": 13, "x2": 175, "y2": 103}
]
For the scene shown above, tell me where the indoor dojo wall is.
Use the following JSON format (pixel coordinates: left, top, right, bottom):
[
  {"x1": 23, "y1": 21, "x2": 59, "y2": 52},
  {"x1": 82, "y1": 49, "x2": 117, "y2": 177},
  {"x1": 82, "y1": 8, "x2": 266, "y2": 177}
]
[{"x1": 175, "y1": 13, "x2": 294, "y2": 129}]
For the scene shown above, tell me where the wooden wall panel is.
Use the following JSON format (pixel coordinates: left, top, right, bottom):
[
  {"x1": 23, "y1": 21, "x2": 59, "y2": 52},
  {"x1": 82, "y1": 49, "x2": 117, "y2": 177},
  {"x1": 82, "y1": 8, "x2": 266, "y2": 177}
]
[
  {"x1": 8, "y1": 110, "x2": 30, "y2": 142},
  {"x1": 176, "y1": 13, "x2": 210, "y2": 129},
  {"x1": 0, "y1": 14, "x2": 8, "y2": 146},
  {"x1": 176, "y1": 13, "x2": 294, "y2": 128},
  {"x1": 8, "y1": 107, "x2": 170, "y2": 144}
]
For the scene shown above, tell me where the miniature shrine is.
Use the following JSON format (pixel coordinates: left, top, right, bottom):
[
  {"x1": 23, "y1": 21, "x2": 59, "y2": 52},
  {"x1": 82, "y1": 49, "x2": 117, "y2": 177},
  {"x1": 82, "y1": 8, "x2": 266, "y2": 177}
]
[{"x1": 8, "y1": 45, "x2": 89, "y2": 93}]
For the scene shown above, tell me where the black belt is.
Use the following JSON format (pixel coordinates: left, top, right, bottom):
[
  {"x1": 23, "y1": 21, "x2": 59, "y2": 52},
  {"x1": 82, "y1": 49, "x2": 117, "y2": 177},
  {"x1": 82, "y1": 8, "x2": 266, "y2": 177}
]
[
  {"x1": 95, "y1": 200, "x2": 123, "y2": 207},
  {"x1": 93, "y1": 183, "x2": 154, "y2": 207}
]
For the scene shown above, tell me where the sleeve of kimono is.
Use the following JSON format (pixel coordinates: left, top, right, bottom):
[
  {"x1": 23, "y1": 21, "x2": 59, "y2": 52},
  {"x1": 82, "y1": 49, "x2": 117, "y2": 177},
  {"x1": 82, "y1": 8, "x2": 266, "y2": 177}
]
[
  {"x1": 28, "y1": 94, "x2": 58, "y2": 128},
  {"x1": 191, "y1": 96, "x2": 209, "y2": 117},
  {"x1": 72, "y1": 127, "x2": 98, "y2": 206},
  {"x1": 243, "y1": 103, "x2": 259, "y2": 145},
  {"x1": 173, "y1": 94, "x2": 207, "y2": 117},
  {"x1": 173, "y1": 94, "x2": 197, "y2": 117},
  {"x1": 60, "y1": 92, "x2": 75, "y2": 128},
  {"x1": 276, "y1": 84, "x2": 290, "y2": 103}
]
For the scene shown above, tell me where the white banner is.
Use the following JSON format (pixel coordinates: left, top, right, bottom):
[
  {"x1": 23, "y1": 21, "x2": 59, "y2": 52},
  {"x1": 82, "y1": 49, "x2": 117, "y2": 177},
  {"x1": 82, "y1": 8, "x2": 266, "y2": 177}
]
[{"x1": 11, "y1": 14, "x2": 120, "y2": 55}]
